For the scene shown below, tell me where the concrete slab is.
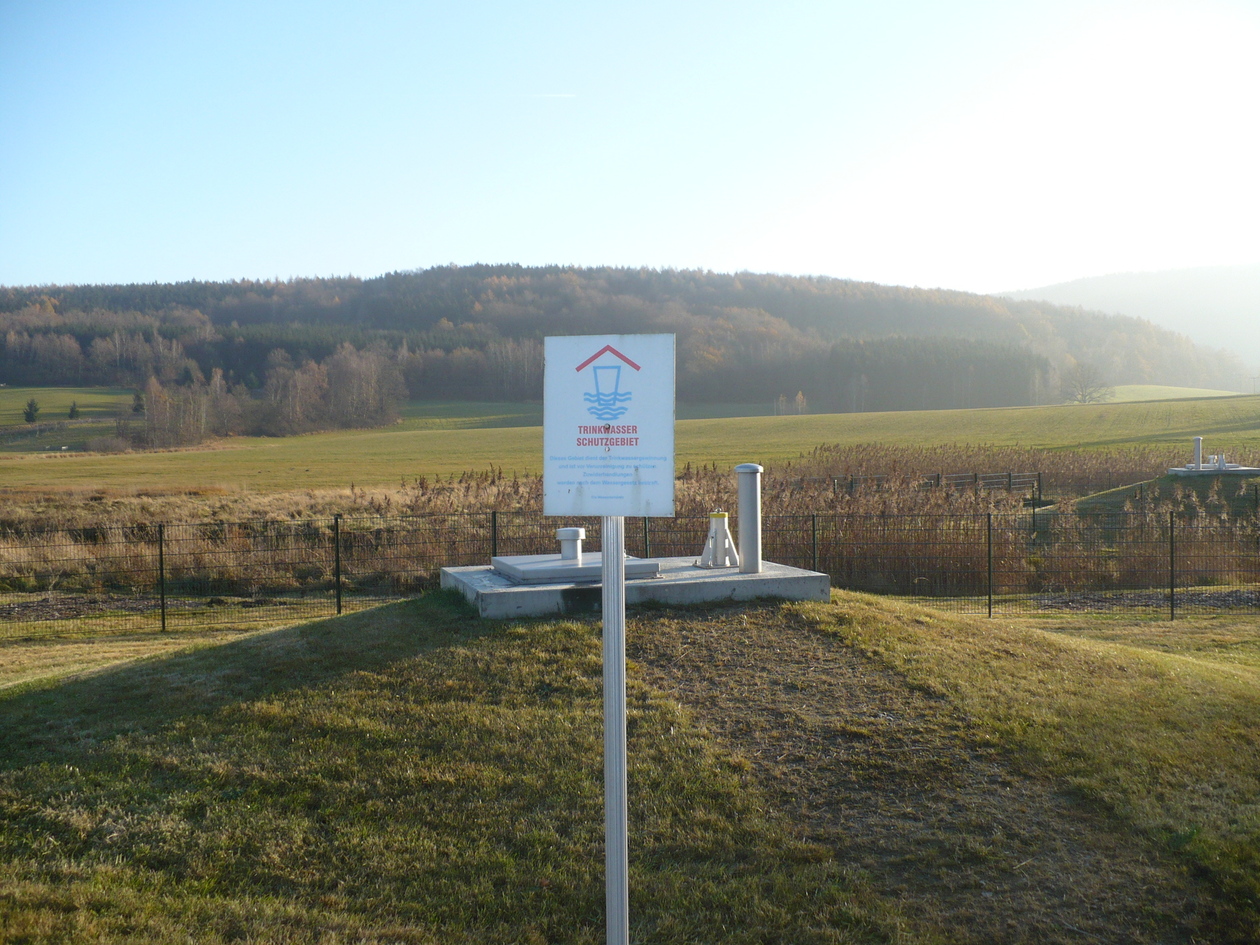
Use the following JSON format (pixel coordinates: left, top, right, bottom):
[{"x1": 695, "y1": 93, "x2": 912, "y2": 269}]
[
  {"x1": 490, "y1": 553, "x2": 660, "y2": 584},
  {"x1": 441, "y1": 556, "x2": 831, "y2": 619}
]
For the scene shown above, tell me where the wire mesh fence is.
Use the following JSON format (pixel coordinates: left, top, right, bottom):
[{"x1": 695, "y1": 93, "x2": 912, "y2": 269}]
[{"x1": 2, "y1": 509, "x2": 1257, "y2": 639}]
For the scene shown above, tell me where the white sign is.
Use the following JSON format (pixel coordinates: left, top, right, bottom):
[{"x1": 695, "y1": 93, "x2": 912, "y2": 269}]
[{"x1": 543, "y1": 334, "x2": 675, "y2": 517}]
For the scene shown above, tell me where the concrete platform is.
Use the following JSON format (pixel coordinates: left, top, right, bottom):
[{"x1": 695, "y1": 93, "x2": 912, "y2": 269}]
[
  {"x1": 490, "y1": 552, "x2": 660, "y2": 584},
  {"x1": 441, "y1": 556, "x2": 831, "y2": 619}
]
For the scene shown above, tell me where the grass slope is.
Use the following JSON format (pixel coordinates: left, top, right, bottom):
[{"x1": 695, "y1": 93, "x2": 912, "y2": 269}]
[
  {"x1": 0, "y1": 595, "x2": 894, "y2": 944},
  {"x1": 1073, "y1": 473, "x2": 1260, "y2": 514},
  {"x1": 1109, "y1": 384, "x2": 1245, "y2": 402},
  {"x1": 2, "y1": 595, "x2": 1259, "y2": 941},
  {"x1": 818, "y1": 597, "x2": 1260, "y2": 941},
  {"x1": 3, "y1": 394, "x2": 1260, "y2": 494}
]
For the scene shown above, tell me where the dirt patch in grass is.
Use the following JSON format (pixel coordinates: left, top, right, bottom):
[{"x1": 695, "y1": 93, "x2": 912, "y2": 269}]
[
  {"x1": 629, "y1": 602, "x2": 1212, "y2": 945},
  {"x1": 0, "y1": 593, "x2": 161, "y2": 621}
]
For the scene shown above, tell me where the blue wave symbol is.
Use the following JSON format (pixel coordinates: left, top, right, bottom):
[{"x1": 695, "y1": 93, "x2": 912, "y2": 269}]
[
  {"x1": 584, "y1": 364, "x2": 632, "y2": 420},
  {"x1": 584, "y1": 390, "x2": 631, "y2": 420}
]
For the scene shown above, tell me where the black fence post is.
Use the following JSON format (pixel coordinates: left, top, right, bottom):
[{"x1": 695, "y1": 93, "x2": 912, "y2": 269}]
[
  {"x1": 643, "y1": 516, "x2": 650, "y2": 559},
  {"x1": 811, "y1": 514, "x2": 818, "y2": 572},
  {"x1": 1169, "y1": 510, "x2": 1176, "y2": 621},
  {"x1": 987, "y1": 512, "x2": 994, "y2": 618},
  {"x1": 158, "y1": 522, "x2": 167, "y2": 633},
  {"x1": 1037, "y1": 472, "x2": 1043, "y2": 507},
  {"x1": 491, "y1": 510, "x2": 499, "y2": 559},
  {"x1": 334, "y1": 514, "x2": 343, "y2": 616}
]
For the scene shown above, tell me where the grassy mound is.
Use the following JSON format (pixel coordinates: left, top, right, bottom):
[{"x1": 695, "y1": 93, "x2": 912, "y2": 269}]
[
  {"x1": 0, "y1": 594, "x2": 893, "y2": 944},
  {"x1": 2, "y1": 592, "x2": 1258, "y2": 942},
  {"x1": 1073, "y1": 472, "x2": 1260, "y2": 514},
  {"x1": 811, "y1": 596, "x2": 1260, "y2": 941}
]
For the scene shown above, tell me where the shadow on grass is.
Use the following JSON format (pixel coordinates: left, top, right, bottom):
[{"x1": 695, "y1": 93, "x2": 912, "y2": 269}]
[
  {"x1": 0, "y1": 589, "x2": 488, "y2": 772},
  {"x1": 1061, "y1": 414, "x2": 1260, "y2": 450}
]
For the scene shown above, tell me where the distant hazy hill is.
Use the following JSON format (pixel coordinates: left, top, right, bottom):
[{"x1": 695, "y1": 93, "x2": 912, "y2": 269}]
[{"x1": 1003, "y1": 264, "x2": 1260, "y2": 376}]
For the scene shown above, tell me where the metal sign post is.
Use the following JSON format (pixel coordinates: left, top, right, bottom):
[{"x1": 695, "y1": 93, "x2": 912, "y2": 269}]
[
  {"x1": 601, "y1": 514, "x2": 628, "y2": 944},
  {"x1": 542, "y1": 334, "x2": 675, "y2": 945}
]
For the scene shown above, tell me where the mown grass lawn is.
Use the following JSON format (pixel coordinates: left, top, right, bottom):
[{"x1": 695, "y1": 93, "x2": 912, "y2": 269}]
[{"x1": 0, "y1": 594, "x2": 895, "y2": 944}]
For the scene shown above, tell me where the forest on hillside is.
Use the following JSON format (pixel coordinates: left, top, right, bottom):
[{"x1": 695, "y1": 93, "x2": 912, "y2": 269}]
[{"x1": 0, "y1": 266, "x2": 1242, "y2": 445}]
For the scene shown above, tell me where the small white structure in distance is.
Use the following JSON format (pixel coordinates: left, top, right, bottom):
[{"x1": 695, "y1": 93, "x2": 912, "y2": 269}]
[{"x1": 1168, "y1": 437, "x2": 1260, "y2": 476}]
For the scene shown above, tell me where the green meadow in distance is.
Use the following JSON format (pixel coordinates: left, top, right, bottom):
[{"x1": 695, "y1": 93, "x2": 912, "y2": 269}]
[{"x1": 1, "y1": 391, "x2": 1259, "y2": 493}]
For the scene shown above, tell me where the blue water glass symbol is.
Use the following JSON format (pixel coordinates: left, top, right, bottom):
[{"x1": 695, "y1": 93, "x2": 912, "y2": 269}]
[{"x1": 593, "y1": 365, "x2": 621, "y2": 398}]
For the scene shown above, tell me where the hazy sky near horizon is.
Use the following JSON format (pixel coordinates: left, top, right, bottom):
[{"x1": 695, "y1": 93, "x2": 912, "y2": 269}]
[{"x1": 3, "y1": 0, "x2": 1258, "y2": 294}]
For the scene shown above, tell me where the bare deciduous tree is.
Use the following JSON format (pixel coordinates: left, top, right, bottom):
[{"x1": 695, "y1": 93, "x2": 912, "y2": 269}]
[{"x1": 1061, "y1": 362, "x2": 1114, "y2": 404}]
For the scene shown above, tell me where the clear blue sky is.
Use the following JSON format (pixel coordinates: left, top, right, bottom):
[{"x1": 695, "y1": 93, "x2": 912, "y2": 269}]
[{"x1": 3, "y1": 0, "x2": 1257, "y2": 293}]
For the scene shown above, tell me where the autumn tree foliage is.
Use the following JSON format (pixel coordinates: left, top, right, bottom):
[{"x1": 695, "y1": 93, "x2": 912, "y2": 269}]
[{"x1": 0, "y1": 266, "x2": 1242, "y2": 428}]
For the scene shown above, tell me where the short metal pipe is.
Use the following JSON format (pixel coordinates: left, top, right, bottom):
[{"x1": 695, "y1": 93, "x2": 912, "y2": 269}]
[
  {"x1": 556, "y1": 527, "x2": 585, "y2": 564},
  {"x1": 735, "y1": 463, "x2": 763, "y2": 573}
]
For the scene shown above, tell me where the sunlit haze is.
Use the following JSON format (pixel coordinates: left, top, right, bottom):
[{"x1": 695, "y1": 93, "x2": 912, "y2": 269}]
[{"x1": 2, "y1": 0, "x2": 1257, "y2": 295}]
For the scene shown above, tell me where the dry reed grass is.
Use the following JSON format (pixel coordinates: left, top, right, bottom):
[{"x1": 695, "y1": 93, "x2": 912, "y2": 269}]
[
  {"x1": 1, "y1": 446, "x2": 1256, "y2": 610},
  {"x1": 2, "y1": 442, "x2": 1209, "y2": 530}
]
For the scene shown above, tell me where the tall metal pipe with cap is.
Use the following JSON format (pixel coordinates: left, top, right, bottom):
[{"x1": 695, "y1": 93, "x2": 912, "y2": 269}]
[{"x1": 735, "y1": 463, "x2": 763, "y2": 573}]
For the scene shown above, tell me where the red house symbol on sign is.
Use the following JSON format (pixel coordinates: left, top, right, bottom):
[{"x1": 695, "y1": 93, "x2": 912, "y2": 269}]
[
  {"x1": 574, "y1": 345, "x2": 642, "y2": 373},
  {"x1": 576, "y1": 345, "x2": 640, "y2": 421}
]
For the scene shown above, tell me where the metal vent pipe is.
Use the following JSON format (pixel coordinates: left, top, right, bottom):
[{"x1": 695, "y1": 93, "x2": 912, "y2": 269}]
[{"x1": 735, "y1": 463, "x2": 763, "y2": 573}]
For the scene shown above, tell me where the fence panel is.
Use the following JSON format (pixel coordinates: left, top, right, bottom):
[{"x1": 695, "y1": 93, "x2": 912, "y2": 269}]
[
  {"x1": 2, "y1": 509, "x2": 1257, "y2": 637},
  {"x1": 0, "y1": 524, "x2": 163, "y2": 636}
]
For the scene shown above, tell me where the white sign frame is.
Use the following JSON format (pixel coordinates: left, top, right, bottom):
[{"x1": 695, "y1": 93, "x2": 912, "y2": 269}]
[{"x1": 543, "y1": 334, "x2": 675, "y2": 518}]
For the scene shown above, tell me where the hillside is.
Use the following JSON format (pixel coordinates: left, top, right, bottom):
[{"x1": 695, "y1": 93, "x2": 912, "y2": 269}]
[
  {"x1": 1005, "y1": 263, "x2": 1260, "y2": 375},
  {"x1": 0, "y1": 267, "x2": 1245, "y2": 415}
]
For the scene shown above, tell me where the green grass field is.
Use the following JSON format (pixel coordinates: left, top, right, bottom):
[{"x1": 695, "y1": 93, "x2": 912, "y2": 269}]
[
  {"x1": 3, "y1": 390, "x2": 1260, "y2": 494},
  {"x1": 1, "y1": 593, "x2": 1256, "y2": 941},
  {"x1": 7, "y1": 393, "x2": 1260, "y2": 496},
  {"x1": 0, "y1": 595, "x2": 898, "y2": 944},
  {"x1": 397, "y1": 401, "x2": 775, "y2": 428},
  {"x1": 1109, "y1": 384, "x2": 1247, "y2": 402},
  {"x1": 0, "y1": 386, "x2": 134, "y2": 427}
]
